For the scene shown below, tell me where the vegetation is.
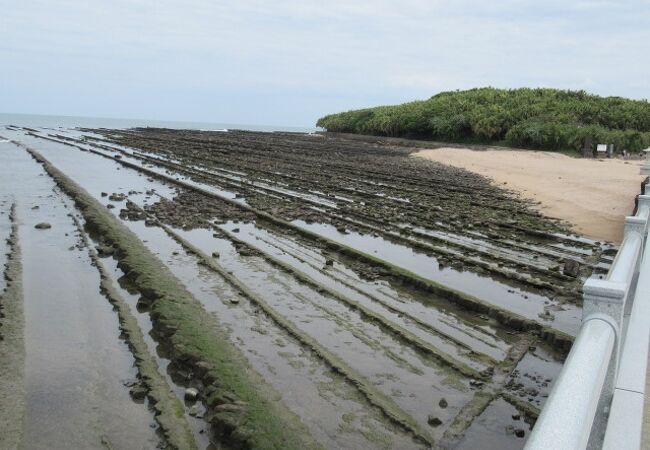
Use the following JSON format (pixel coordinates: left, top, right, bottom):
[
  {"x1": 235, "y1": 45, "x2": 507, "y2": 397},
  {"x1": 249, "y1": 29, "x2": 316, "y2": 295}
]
[
  {"x1": 316, "y1": 88, "x2": 650, "y2": 152},
  {"x1": 29, "y1": 148, "x2": 322, "y2": 450}
]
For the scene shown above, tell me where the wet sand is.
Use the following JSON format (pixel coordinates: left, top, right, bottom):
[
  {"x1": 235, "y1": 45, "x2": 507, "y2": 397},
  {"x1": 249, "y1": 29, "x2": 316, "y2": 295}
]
[{"x1": 415, "y1": 148, "x2": 645, "y2": 243}]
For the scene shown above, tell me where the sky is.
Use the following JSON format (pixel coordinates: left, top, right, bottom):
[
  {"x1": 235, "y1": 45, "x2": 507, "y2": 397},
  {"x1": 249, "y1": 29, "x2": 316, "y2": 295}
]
[{"x1": 1, "y1": 0, "x2": 649, "y2": 127}]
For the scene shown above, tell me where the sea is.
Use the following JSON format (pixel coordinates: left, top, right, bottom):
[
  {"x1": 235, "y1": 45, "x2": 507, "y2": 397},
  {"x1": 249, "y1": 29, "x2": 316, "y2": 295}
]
[{"x1": 0, "y1": 112, "x2": 318, "y2": 133}]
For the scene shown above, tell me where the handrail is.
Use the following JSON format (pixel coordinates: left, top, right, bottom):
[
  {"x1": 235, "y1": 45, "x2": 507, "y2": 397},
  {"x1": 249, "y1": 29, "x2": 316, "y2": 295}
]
[
  {"x1": 602, "y1": 234, "x2": 650, "y2": 449},
  {"x1": 524, "y1": 317, "x2": 616, "y2": 449},
  {"x1": 525, "y1": 191, "x2": 650, "y2": 450},
  {"x1": 607, "y1": 231, "x2": 642, "y2": 283}
]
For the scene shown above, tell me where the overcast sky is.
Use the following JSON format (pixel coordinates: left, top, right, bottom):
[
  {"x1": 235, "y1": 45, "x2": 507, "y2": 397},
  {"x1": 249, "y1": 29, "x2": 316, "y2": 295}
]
[{"x1": 1, "y1": 0, "x2": 649, "y2": 126}]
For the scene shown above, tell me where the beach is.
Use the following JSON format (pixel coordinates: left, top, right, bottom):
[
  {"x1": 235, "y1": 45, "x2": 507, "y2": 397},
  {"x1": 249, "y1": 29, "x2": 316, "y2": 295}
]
[{"x1": 415, "y1": 148, "x2": 645, "y2": 243}]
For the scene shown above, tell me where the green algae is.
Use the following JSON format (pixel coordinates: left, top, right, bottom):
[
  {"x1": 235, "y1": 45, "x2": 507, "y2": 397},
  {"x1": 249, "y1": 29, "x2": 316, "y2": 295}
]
[
  {"x1": 225, "y1": 227, "x2": 493, "y2": 375},
  {"x1": 0, "y1": 204, "x2": 25, "y2": 450},
  {"x1": 71, "y1": 214, "x2": 195, "y2": 450},
  {"x1": 149, "y1": 217, "x2": 433, "y2": 446},
  {"x1": 52, "y1": 136, "x2": 573, "y2": 349},
  {"x1": 26, "y1": 148, "x2": 323, "y2": 450}
]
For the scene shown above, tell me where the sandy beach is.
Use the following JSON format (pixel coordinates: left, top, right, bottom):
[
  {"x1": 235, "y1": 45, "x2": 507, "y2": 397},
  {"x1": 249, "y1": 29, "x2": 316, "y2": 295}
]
[{"x1": 415, "y1": 148, "x2": 645, "y2": 243}]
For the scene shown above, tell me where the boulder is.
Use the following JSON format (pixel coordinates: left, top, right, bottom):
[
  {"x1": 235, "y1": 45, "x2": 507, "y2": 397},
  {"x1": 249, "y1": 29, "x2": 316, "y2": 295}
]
[
  {"x1": 184, "y1": 387, "x2": 199, "y2": 401},
  {"x1": 108, "y1": 193, "x2": 127, "y2": 202},
  {"x1": 427, "y1": 415, "x2": 442, "y2": 427},
  {"x1": 129, "y1": 385, "x2": 147, "y2": 400},
  {"x1": 563, "y1": 259, "x2": 581, "y2": 278}
]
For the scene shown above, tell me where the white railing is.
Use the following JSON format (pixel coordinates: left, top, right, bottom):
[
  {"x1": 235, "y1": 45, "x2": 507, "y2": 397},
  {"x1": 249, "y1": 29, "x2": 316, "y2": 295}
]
[{"x1": 526, "y1": 188, "x2": 650, "y2": 450}]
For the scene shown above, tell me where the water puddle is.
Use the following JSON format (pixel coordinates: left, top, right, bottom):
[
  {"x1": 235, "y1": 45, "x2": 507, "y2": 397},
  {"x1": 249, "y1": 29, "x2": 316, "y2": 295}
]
[
  {"x1": 172, "y1": 226, "x2": 474, "y2": 438},
  {"x1": 455, "y1": 397, "x2": 534, "y2": 449},
  {"x1": 104, "y1": 221, "x2": 423, "y2": 450},
  {"x1": 219, "y1": 220, "x2": 510, "y2": 363},
  {"x1": 504, "y1": 343, "x2": 564, "y2": 411},
  {"x1": 2, "y1": 126, "x2": 583, "y2": 450},
  {"x1": 292, "y1": 220, "x2": 578, "y2": 335},
  {"x1": 0, "y1": 141, "x2": 160, "y2": 449},
  {"x1": 8, "y1": 130, "x2": 422, "y2": 448}
]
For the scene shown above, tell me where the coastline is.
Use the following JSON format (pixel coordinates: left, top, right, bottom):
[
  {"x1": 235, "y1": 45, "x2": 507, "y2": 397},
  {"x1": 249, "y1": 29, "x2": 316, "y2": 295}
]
[{"x1": 415, "y1": 147, "x2": 645, "y2": 243}]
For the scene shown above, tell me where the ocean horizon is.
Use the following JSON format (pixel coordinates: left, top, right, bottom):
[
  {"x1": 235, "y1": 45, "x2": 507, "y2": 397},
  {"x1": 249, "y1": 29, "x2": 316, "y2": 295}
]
[{"x1": 0, "y1": 112, "x2": 319, "y2": 133}]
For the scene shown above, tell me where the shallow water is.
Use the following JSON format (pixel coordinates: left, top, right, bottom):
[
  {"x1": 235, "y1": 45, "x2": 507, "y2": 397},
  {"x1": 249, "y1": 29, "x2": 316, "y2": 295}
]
[
  {"x1": 10, "y1": 130, "x2": 422, "y2": 448},
  {"x1": 293, "y1": 220, "x2": 580, "y2": 334},
  {"x1": 456, "y1": 397, "x2": 534, "y2": 449},
  {"x1": 1, "y1": 126, "x2": 578, "y2": 449},
  {"x1": 175, "y1": 225, "x2": 475, "y2": 438},
  {"x1": 0, "y1": 141, "x2": 160, "y2": 449},
  {"x1": 44, "y1": 128, "x2": 580, "y2": 336}
]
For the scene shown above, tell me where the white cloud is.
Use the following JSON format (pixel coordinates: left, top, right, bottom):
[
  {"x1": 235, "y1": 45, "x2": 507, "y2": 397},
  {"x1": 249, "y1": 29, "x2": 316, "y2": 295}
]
[{"x1": 0, "y1": 0, "x2": 648, "y2": 125}]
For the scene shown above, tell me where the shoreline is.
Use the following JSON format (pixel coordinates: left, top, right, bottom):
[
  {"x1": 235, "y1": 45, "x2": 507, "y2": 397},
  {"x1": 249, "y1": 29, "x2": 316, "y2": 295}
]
[{"x1": 415, "y1": 147, "x2": 644, "y2": 243}]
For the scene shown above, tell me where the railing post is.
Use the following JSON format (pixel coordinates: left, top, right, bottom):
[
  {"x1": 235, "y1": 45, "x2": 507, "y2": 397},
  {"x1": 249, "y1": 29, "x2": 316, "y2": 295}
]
[
  {"x1": 581, "y1": 280, "x2": 625, "y2": 448},
  {"x1": 578, "y1": 216, "x2": 643, "y2": 448},
  {"x1": 622, "y1": 216, "x2": 646, "y2": 316},
  {"x1": 528, "y1": 177, "x2": 649, "y2": 449}
]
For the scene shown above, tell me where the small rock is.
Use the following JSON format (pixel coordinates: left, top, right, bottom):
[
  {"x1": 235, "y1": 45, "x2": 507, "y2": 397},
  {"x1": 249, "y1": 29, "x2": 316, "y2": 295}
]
[
  {"x1": 184, "y1": 387, "x2": 199, "y2": 401},
  {"x1": 212, "y1": 251, "x2": 220, "y2": 258},
  {"x1": 101, "y1": 192, "x2": 108, "y2": 197},
  {"x1": 512, "y1": 413, "x2": 521, "y2": 421},
  {"x1": 108, "y1": 193, "x2": 127, "y2": 202},
  {"x1": 229, "y1": 298, "x2": 240, "y2": 304},
  {"x1": 427, "y1": 415, "x2": 442, "y2": 427},
  {"x1": 122, "y1": 379, "x2": 138, "y2": 388},
  {"x1": 480, "y1": 366, "x2": 495, "y2": 377},
  {"x1": 106, "y1": 204, "x2": 115, "y2": 209},
  {"x1": 188, "y1": 404, "x2": 200, "y2": 416},
  {"x1": 129, "y1": 385, "x2": 147, "y2": 400},
  {"x1": 215, "y1": 403, "x2": 245, "y2": 413},
  {"x1": 515, "y1": 428, "x2": 525, "y2": 438},
  {"x1": 325, "y1": 258, "x2": 334, "y2": 266},
  {"x1": 563, "y1": 259, "x2": 581, "y2": 278},
  {"x1": 439, "y1": 398, "x2": 448, "y2": 408},
  {"x1": 232, "y1": 228, "x2": 240, "y2": 233},
  {"x1": 469, "y1": 379, "x2": 484, "y2": 388},
  {"x1": 34, "y1": 222, "x2": 51, "y2": 230},
  {"x1": 31, "y1": 205, "x2": 40, "y2": 210},
  {"x1": 97, "y1": 244, "x2": 115, "y2": 257}
]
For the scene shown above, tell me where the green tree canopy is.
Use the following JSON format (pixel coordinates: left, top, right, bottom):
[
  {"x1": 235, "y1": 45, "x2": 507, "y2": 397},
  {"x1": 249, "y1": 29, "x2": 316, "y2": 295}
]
[{"x1": 316, "y1": 88, "x2": 650, "y2": 152}]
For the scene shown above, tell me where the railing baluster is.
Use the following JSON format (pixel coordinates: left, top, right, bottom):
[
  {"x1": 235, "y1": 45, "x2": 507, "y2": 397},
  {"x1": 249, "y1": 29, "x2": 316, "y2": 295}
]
[{"x1": 525, "y1": 186, "x2": 650, "y2": 449}]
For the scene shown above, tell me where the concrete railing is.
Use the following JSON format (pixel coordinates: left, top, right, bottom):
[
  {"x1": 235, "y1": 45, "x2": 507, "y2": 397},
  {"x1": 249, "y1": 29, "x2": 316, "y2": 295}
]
[{"x1": 526, "y1": 189, "x2": 650, "y2": 450}]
